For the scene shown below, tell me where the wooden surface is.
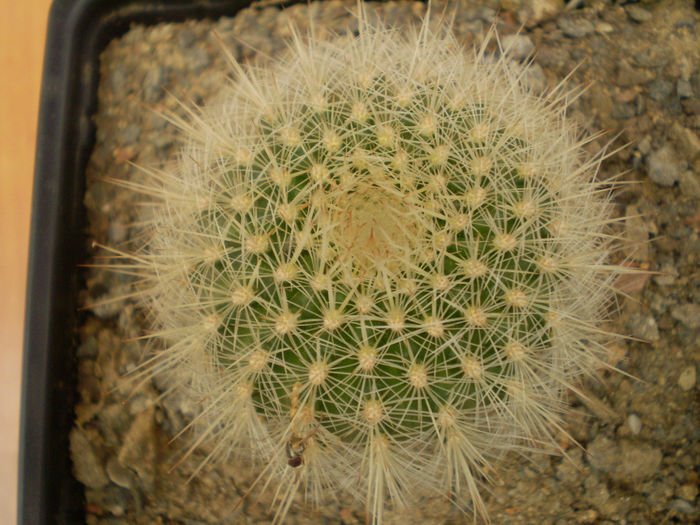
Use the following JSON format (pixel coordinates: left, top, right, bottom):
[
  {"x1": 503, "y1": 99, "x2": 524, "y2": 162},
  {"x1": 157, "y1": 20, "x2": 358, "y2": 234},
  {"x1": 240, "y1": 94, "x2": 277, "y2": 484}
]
[{"x1": 0, "y1": 0, "x2": 53, "y2": 522}]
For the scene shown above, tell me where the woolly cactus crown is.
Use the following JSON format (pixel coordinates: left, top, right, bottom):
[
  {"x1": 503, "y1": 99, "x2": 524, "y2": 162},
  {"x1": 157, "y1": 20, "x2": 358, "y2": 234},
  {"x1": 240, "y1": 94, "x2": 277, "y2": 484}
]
[{"x1": 126, "y1": 6, "x2": 621, "y2": 523}]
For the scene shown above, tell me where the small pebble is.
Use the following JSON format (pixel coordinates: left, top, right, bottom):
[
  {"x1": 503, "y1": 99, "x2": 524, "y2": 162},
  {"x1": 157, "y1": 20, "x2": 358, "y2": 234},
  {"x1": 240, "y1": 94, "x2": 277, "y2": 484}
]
[
  {"x1": 627, "y1": 414, "x2": 642, "y2": 436},
  {"x1": 558, "y1": 17, "x2": 594, "y2": 39},
  {"x1": 118, "y1": 408, "x2": 156, "y2": 487},
  {"x1": 536, "y1": 46, "x2": 570, "y2": 68},
  {"x1": 669, "y1": 499, "x2": 697, "y2": 514},
  {"x1": 107, "y1": 66, "x2": 126, "y2": 94},
  {"x1": 119, "y1": 124, "x2": 141, "y2": 145},
  {"x1": 678, "y1": 366, "x2": 696, "y2": 391},
  {"x1": 654, "y1": 261, "x2": 677, "y2": 286},
  {"x1": 682, "y1": 98, "x2": 700, "y2": 115},
  {"x1": 677, "y1": 484, "x2": 699, "y2": 502},
  {"x1": 108, "y1": 221, "x2": 128, "y2": 244},
  {"x1": 627, "y1": 5, "x2": 653, "y2": 23},
  {"x1": 106, "y1": 457, "x2": 135, "y2": 489},
  {"x1": 680, "y1": 170, "x2": 700, "y2": 198},
  {"x1": 611, "y1": 102, "x2": 636, "y2": 120},
  {"x1": 587, "y1": 435, "x2": 617, "y2": 473},
  {"x1": 646, "y1": 146, "x2": 681, "y2": 186},
  {"x1": 177, "y1": 28, "x2": 197, "y2": 48},
  {"x1": 100, "y1": 486, "x2": 131, "y2": 517},
  {"x1": 677, "y1": 79, "x2": 694, "y2": 99},
  {"x1": 624, "y1": 205, "x2": 653, "y2": 262},
  {"x1": 70, "y1": 427, "x2": 109, "y2": 489},
  {"x1": 636, "y1": 136, "x2": 652, "y2": 155},
  {"x1": 595, "y1": 22, "x2": 614, "y2": 34},
  {"x1": 617, "y1": 441, "x2": 663, "y2": 482},
  {"x1": 186, "y1": 47, "x2": 210, "y2": 73},
  {"x1": 617, "y1": 62, "x2": 656, "y2": 87},
  {"x1": 628, "y1": 312, "x2": 660, "y2": 341},
  {"x1": 517, "y1": 0, "x2": 563, "y2": 26},
  {"x1": 89, "y1": 288, "x2": 128, "y2": 319},
  {"x1": 143, "y1": 66, "x2": 165, "y2": 103},
  {"x1": 127, "y1": 393, "x2": 154, "y2": 415},
  {"x1": 575, "y1": 508, "x2": 599, "y2": 524},
  {"x1": 670, "y1": 123, "x2": 700, "y2": 161},
  {"x1": 521, "y1": 63, "x2": 546, "y2": 93},
  {"x1": 76, "y1": 337, "x2": 99, "y2": 358},
  {"x1": 690, "y1": 72, "x2": 700, "y2": 98},
  {"x1": 648, "y1": 78, "x2": 674, "y2": 101},
  {"x1": 502, "y1": 34, "x2": 535, "y2": 60},
  {"x1": 670, "y1": 304, "x2": 700, "y2": 329},
  {"x1": 632, "y1": 46, "x2": 669, "y2": 68}
]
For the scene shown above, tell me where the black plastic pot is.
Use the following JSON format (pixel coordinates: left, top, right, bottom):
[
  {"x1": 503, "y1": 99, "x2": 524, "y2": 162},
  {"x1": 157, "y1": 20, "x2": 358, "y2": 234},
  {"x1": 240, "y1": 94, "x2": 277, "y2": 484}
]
[{"x1": 19, "y1": 1, "x2": 284, "y2": 523}]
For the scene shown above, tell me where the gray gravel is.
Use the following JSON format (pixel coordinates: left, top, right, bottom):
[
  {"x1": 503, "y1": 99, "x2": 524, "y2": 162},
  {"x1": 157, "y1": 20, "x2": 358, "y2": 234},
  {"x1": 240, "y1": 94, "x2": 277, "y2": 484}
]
[
  {"x1": 73, "y1": 0, "x2": 700, "y2": 523},
  {"x1": 646, "y1": 145, "x2": 682, "y2": 186}
]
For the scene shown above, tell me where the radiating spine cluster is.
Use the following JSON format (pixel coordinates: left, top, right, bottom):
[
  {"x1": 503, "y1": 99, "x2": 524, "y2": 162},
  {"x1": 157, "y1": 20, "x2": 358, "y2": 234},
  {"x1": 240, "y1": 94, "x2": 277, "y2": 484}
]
[{"x1": 123, "y1": 7, "x2": 623, "y2": 523}]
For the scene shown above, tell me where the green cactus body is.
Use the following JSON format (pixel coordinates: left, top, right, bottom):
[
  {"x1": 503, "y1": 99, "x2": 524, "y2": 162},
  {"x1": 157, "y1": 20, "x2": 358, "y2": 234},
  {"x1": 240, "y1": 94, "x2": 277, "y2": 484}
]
[{"x1": 134, "y1": 8, "x2": 620, "y2": 523}]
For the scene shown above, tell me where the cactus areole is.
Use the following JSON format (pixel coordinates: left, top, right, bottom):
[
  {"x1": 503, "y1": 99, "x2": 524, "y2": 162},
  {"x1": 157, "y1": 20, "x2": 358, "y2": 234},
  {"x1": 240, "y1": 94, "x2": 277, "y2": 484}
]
[{"x1": 128, "y1": 7, "x2": 621, "y2": 523}]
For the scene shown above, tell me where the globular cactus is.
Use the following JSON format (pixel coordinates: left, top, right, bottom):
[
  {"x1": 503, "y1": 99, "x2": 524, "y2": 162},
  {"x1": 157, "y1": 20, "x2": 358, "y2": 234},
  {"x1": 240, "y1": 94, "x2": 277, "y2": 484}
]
[{"x1": 123, "y1": 6, "x2": 622, "y2": 523}]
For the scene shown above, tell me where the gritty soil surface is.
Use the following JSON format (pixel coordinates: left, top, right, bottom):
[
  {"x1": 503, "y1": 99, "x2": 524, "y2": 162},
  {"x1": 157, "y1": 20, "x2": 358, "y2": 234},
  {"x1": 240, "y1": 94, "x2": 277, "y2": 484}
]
[{"x1": 74, "y1": 1, "x2": 699, "y2": 523}]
